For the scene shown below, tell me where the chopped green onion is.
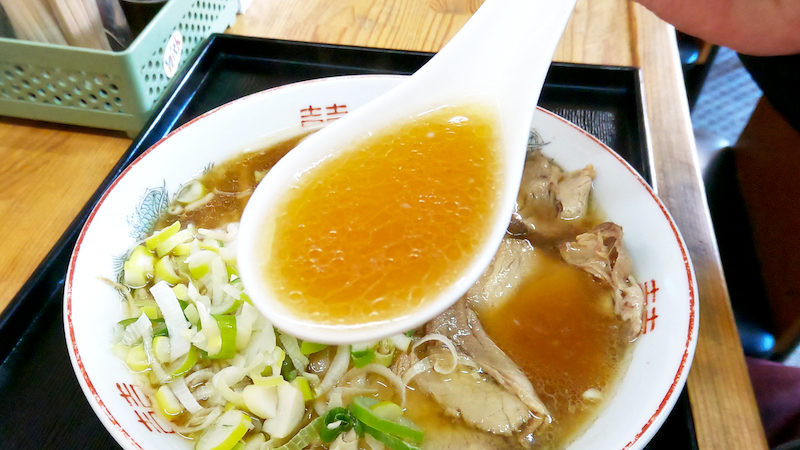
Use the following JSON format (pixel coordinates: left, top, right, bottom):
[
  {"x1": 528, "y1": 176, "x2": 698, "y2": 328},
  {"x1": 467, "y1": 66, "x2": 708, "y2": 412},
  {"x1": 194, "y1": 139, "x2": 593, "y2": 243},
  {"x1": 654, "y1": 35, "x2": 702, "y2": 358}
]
[
  {"x1": 208, "y1": 314, "x2": 237, "y2": 359},
  {"x1": 183, "y1": 303, "x2": 200, "y2": 326},
  {"x1": 253, "y1": 375, "x2": 284, "y2": 387},
  {"x1": 210, "y1": 284, "x2": 243, "y2": 315},
  {"x1": 292, "y1": 376, "x2": 315, "y2": 401},
  {"x1": 155, "y1": 229, "x2": 194, "y2": 258},
  {"x1": 281, "y1": 358, "x2": 298, "y2": 382},
  {"x1": 194, "y1": 301, "x2": 217, "y2": 353},
  {"x1": 317, "y1": 407, "x2": 357, "y2": 443},
  {"x1": 374, "y1": 351, "x2": 394, "y2": 367},
  {"x1": 272, "y1": 417, "x2": 322, "y2": 450},
  {"x1": 123, "y1": 245, "x2": 155, "y2": 287},
  {"x1": 242, "y1": 384, "x2": 278, "y2": 419},
  {"x1": 350, "y1": 342, "x2": 374, "y2": 353},
  {"x1": 374, "y1": 340, "x2": 396, "y2": 367},
  {"x1": 199, "y1": 238, "x2": 221, "y2": 253},
  {"x1": 172, "y1": 283, "x2": 190, "y2": 302},
  {"x1": 125, "y1": 344, "x2": 149, "y2": 372},
  {"x1": 268, "y1": 347, "x2": 285, "y2": 375},
  {"x1": 154, "y1": 385, "x2": 183, "y2": 418},
  {"x1": 139, "y1": 303, "x2": 161, "y2": 320},
  {"x1": 226, "y1": 263, "x2": 239, "y2": 278},
  {"x1": 187, "y1": 250, "x2": 216, "y2": 279},
  {"x1": 172, "y1": 242, "x2": 193, "y2": 256},
  {"x1": 167, "y1": 345, "x2": 198, "y2": 377},
  {"x1": 169, "y1": 376, "x2": 203, "y2": 414},
  {"x1": 195, "y1": 409, "x2": 252, "y2": 450},
  {"x1": 235, "y1": 303, "x2": 258, "y2": 351},
  {"x1": 241, "y1": 292, "x2": 252, "y2": 305},
  {"x1": 279, "y1": 334, "x2": 309, "y2": 373},
  {"x1": 153, "y1": 335, "x2": 171, "y2": 363},
  {"x1": 363, "y1": 424, "x2": 421, "y2": 450},
  {"x1": 175, "y1": 180, "x2": 207, "y2": 205},
  {"x1": 150, "y1": 280, "x2": 191, "y2": 361},
  {"x1": 154, "y1": 255, "x2": 183, "y2": 285},
  {"x1": 145, "y1": 221, "x2": 180, "y2": 251},
  {"x1": 349, "y1": 397, "x2": 424, "y2": 443},
  {"x1": 371, "y1": 401, "x2": 403, "y2": 421},
  {"x1": 300, "y1": 341, "x2": 328, "y2": 355},
  {"x1": 389, "y1": 334, "x2": 413, "y2": 352},
  {"x1": 243, "y1": 434, "x2": 265, "y2": 449},
  {"x1": 351, "y1": 347, "x2": 375, "y2": 368},
  {"x1": 263, "y1": 382, "x2": 306, "y2": 439},
  {"x1": 118, "y1": 317, "x2": 137, "y2": 327},
  {"x1": 122, "y1": 316, "x2": 166, "y2": 338},
  {"x1": 151, "y1": 318, "x2": 168, "y2": 337}
]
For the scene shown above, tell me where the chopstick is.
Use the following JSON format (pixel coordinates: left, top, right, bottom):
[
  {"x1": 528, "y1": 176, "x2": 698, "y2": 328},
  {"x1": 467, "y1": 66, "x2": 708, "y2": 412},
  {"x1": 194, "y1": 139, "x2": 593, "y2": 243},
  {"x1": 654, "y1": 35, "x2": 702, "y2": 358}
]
[
  {"x1": 47, "y1": 0, "x2": 111, "y2": 50},
  {"x1": 0, "y1": 0, "x2": 111, "y2": 50},
  {"x1": 0, "y1": 0, "x2": 67, "y2": 45}
]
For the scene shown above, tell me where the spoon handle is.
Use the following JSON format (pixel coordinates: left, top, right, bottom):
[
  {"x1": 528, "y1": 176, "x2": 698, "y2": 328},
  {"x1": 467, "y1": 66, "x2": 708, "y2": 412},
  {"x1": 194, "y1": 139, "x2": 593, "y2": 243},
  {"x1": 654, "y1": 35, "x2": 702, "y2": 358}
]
[{"x1": 411, "y1": 0, "x2": 577, "y2": 115}]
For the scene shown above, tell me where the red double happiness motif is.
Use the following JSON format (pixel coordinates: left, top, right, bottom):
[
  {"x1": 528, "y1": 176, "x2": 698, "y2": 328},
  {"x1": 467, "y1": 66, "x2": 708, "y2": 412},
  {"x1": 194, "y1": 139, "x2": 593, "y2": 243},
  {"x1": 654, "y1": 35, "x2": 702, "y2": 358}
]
[
  {"x1": 299, "y1": 103, "x2": 348, "y2": 126},
  {"x1": 641, "y1": 279, "x2": 660, "y2": 334},
  {"x1": 116, "y1": 382, "x2": 175, "y2": 434}
]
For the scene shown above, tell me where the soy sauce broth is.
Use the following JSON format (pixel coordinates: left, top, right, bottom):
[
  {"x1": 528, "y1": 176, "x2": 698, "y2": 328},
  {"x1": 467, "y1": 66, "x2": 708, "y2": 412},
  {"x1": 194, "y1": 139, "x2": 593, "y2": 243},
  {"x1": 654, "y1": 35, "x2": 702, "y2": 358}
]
[
  {"x1": 260, "y1": 106, "x2": 502, "y2": 325},
  {"x1": 481, "y1": 249, "x2": 631, "y2": 448},
  {"x1": 157, "y1": 133, "x2": 307, "y2": 229}
]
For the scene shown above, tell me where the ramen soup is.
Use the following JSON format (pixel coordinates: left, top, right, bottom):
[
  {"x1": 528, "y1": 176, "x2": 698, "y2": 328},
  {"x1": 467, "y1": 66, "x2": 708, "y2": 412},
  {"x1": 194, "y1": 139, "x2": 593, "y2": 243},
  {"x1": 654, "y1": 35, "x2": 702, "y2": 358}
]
[
  {"x1": 114, "y1": 127, "x2": 642, "y2": 450},
  {"x1": 258, "y1": 106, "x2": 501, "y2": 324}
]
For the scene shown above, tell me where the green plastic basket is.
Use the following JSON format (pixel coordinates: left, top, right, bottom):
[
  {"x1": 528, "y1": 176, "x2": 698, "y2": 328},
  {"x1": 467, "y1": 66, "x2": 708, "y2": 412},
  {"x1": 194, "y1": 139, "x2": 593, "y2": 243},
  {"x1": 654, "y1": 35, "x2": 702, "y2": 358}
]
[{"x1": 0, "y1": 0, "x2": 237, "y2": 137}]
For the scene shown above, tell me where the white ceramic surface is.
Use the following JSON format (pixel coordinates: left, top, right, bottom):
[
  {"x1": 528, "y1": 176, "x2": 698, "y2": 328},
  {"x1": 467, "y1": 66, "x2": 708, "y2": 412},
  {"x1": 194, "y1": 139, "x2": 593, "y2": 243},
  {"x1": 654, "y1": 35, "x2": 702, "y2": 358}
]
[{"x1": 64, "y1": 75, "x2": 698, "y2": 450}]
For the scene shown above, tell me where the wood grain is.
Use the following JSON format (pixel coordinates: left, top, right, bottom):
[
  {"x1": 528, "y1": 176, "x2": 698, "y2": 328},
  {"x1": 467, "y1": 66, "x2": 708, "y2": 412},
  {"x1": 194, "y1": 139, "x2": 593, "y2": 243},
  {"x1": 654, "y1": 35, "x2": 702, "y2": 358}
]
[
  {"x1": 229, "y1": 0, "x2": 476, "y2": 52},
  {"x1": 632, "y1": 4, "x2": 769, "y2": 449},
  {"x1": 230, "y1": 0, "x2": 635, "y2": 66},
  {"x1": 555, "y1": 0, "x2": 634, "y2": 66},
  {"x1": 0, "y1": 118, "x2": 129, "y2": 312}
]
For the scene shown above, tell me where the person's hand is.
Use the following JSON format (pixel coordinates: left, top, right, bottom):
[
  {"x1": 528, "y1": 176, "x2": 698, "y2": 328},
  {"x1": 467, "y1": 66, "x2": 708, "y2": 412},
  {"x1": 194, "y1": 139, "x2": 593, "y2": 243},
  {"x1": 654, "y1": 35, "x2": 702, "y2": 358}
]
[{"x1": 635, "y1": 0, "x2": 800, "y2": 56}]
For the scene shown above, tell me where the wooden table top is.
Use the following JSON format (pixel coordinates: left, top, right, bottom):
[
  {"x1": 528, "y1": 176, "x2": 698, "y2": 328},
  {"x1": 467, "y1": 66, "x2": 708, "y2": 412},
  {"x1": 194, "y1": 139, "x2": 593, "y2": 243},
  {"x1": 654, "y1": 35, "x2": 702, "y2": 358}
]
[{"x1": 0, "y1": 0, "x2": 767, "y2": 448}]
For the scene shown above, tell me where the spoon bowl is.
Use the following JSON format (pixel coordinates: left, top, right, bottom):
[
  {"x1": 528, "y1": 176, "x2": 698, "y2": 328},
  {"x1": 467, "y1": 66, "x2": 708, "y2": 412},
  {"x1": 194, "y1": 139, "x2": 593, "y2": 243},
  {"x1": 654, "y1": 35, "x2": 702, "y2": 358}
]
[{"x1": 237, "y1": 0, "x2": 577, "y2": 343}]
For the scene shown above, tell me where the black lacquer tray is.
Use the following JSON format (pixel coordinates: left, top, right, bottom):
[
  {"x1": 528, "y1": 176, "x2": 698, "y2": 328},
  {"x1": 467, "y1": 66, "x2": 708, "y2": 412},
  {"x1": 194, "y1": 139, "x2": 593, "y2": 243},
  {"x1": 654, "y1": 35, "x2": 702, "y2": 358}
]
[{"x1": 0, "y1": 34, "x2": 696, "y2": 449}]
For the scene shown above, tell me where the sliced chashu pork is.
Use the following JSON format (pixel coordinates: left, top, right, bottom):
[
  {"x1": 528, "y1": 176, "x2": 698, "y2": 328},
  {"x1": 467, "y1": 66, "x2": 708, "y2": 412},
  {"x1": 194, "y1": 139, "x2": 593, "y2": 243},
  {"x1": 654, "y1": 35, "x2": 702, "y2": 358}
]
[
  {"x1": 560, "y1": 222, "x2": 645, "y2": 337},
  {"x1": 425, "y1": 300, "x2": 550, "y2": 424},
  {"x1": 464, "y1": 237, "x2": 539, "y2": 313},
  {"x1": 394, "y1": 351, "x2": 535, "y2": 438},
  {"x1": 556, "y1": 165, "x2": 596, "y2": 220},
  {"x1": 393, "y1": 300, "x2": 548, "y2": 446},
  {"x1": 417, "y1": 421, "x2": 520, "y2": 449},
  {"x1": 511, "y1": 149, "x2": 595, "y2": 239}
]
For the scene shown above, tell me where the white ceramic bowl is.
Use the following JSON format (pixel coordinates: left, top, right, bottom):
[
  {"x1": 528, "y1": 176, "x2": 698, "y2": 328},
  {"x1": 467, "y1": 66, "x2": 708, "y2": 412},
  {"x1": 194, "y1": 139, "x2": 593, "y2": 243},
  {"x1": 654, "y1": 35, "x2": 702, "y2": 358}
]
[{"x1": 64, "y1": 75, "x2": 698, "y2": 450}]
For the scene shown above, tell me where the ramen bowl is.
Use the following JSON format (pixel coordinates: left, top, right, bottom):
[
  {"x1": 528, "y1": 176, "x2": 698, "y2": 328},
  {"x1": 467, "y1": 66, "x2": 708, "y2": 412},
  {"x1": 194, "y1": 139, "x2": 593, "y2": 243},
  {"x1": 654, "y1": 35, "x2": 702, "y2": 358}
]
[{"x1": 64, "y1": 75, "x2": 698, "y2": 449}]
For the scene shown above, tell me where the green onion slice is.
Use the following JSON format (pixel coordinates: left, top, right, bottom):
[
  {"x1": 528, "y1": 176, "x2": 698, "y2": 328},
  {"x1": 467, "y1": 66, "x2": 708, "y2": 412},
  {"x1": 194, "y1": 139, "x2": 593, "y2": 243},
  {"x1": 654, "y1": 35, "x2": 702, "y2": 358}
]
[
  {"x1": 123, "y1": 245, "x2": 155, "y2": 287},
  {"x1": 317, "y1": 407, "x2": 356, "y2": 443},
  {"x1": 272, "y1": 417, "x2": 322, "y2": 450},
  {"x1": 363, "y1": 424, "x2": 422, "y2": 450},
  {"x1": 351, "y1": 347, "x2": 375, "y2": 368},
  {"x1": 300, "y1": 341, "x2": 328, "y2": 355},
  {"x1": 208, "y1": 314, "x2": 237, "y2": 359},
  {"x1": 168, "y1": 345, "x2": 199, "y2": 377},
  {"x1": 349, "y1": 397, "x2": 424, "y2": 443},
  {"x1": 145, "y1": 221, "x2": 180, "y2": 251}
]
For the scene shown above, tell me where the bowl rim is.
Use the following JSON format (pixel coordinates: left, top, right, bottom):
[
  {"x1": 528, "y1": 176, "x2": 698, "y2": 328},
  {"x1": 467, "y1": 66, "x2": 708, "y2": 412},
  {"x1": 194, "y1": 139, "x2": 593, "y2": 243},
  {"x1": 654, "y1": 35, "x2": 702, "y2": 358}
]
[{"x1": 63, "y1": 74, "x2": 698, "y2": 450}]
